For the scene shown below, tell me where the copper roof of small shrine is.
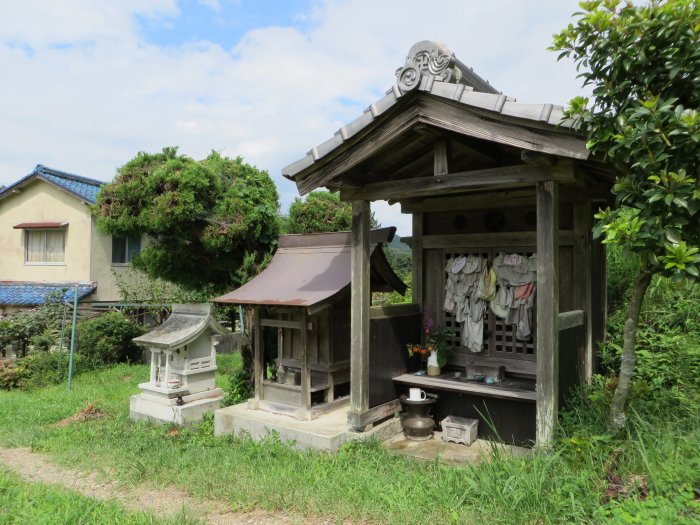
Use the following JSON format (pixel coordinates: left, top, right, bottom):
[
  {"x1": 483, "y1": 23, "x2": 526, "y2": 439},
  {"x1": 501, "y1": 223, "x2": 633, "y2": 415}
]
[
  {"x1": 213, "y1": 227, "x2": 407, "y2": 310},
  {"x1": 133, "y1": 303, "x2": 227, "y2": 349}
]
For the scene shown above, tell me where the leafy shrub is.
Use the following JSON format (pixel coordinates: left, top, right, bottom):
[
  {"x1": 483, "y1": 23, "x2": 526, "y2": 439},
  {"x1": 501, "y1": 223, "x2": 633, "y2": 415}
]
[
  {"x1": 0, "y1": 295, "x2": 64, "y2": 357},
  {"x1": 286, "y1": 190, "x2": 380, "y2": 234},
  {"x1": 606, "y1": 244, "x2": 642, "y2": 311},
  {"x1": 600, "y1": 243, "x2": 700, "y2": 415},
  {"x1": 0, "y1": 360, "x2": 23, "y2": 390},
  {"x1": 223, "y1": 367, "x2": 253, "y2": 406},
  {"x1": 76, "y1": 312, "x2": 143, "y2": 368},
  {"x1": 0, "y1": 351, "x2": 86, "y2": 390}
]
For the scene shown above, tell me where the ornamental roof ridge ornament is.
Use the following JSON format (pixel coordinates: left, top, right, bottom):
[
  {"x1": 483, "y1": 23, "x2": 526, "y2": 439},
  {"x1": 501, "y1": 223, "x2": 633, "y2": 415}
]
[{"x1": 395, "y1": 40, "x2": 500, "y2": 95}]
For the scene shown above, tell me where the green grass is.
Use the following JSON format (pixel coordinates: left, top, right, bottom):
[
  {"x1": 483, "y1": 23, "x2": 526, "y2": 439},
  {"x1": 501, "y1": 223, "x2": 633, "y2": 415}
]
[
  {"x1": 0, "y1": 356, "x2": 697, "y2": 524},
  {"x1": 0, "y1": 469, "x2": 201, "y2": 525}
]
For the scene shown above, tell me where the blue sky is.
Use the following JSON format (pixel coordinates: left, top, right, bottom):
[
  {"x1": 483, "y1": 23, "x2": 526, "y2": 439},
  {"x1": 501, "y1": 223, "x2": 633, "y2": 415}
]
[
  {"x1": 0, "y1": 0, "x2": 586, "y2": 235},
  {"x1": 137, "y1": 1, "x2": 317, "y2": 50}
]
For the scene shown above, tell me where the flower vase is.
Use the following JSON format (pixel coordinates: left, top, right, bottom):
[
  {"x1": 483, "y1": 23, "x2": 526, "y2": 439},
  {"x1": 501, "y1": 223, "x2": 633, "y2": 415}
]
[{"x1": 427, "y1": 350, "x2": 441, "y2": 376}]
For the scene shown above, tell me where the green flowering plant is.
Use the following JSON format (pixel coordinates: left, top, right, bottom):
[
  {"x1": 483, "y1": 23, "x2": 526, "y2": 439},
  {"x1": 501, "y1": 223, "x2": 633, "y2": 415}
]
[{"x1": 406, "y1": 313, "x2": 454, "y2": 367}]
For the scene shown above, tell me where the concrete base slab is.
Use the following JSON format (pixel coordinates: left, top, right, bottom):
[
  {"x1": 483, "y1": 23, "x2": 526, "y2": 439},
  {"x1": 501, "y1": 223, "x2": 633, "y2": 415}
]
[
  {"x1": 130, "y1": 390, "x2": 224, "y2": 426},
  {"x1": 214, "y1": 403, "x2": 402, "y2": 452},
  {"x1": 383, "y1": 431, "x2": 530, "y2": 464}
]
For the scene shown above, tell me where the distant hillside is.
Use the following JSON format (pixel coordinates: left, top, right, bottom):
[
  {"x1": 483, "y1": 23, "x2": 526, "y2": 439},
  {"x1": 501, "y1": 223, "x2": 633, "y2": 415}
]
[{"x1": 388, "y1": 234, "x2": 410, "y2": 253}]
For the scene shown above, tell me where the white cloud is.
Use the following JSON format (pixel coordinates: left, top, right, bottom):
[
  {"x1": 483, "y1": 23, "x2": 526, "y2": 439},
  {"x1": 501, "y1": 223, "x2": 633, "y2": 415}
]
[
  {"x1": 0, "y1": 0, "x2": 585, "y2": 234},
  {"x1": 198, "y1": 0, "x2": 222, "y2": 13}
]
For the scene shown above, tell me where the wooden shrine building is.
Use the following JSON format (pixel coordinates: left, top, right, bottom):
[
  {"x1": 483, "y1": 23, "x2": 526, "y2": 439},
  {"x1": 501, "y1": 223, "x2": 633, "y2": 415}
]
[
  {"x1": 214, "y1": 228, "x2": 413, "y2": 421},
  {"x1": 282, "y1": 41, "x2": 615, "y2": 445}
]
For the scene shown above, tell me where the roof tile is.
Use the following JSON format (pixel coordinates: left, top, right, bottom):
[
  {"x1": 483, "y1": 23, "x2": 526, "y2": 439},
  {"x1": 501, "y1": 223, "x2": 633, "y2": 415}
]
[
  {"x1": 0, "y1": 165, "x2": 104, "y2": 204},
  {"x1": 0, "y1": 282, "x2": 96, "y2": 306}
]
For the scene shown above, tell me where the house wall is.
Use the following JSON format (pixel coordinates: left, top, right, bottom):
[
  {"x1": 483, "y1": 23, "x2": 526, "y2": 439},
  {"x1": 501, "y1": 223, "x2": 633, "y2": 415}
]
[
  {"x1": 88, "y1": 219, "x2": 146, "y2": 303},
  {"x1": 0, "y1": 179, "x2": 142, "y2": 304},
  {"x1": 0, "y1": 182, "x2": 93, "y2": 283}
]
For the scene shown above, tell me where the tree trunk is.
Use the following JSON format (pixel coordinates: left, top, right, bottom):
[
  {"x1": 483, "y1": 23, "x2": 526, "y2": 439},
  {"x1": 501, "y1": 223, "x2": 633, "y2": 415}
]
[{"x1": 607, "y1": 265, "x2": 653, "y2": 434}]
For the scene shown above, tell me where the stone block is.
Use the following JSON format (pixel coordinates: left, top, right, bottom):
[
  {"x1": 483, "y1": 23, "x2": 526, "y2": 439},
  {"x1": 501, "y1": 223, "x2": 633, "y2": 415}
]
[{"x1": 441, "y1": 415, "x2": 478, "y2": 445}]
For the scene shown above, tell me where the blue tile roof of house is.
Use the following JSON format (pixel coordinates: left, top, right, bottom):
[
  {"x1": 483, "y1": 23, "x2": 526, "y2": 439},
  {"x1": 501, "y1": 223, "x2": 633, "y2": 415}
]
[
  {"x1": 0, "y1": 282, "x2": 97, "y2": 306},
  {"x1": 0, "y1": 164, "x2": 104, "y2": 204}
]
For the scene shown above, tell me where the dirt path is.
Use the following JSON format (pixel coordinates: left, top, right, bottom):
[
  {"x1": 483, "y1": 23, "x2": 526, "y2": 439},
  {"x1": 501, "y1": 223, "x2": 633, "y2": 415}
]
[{"x1": 0, "y1": 447, "x2": 356, "y2": 525}]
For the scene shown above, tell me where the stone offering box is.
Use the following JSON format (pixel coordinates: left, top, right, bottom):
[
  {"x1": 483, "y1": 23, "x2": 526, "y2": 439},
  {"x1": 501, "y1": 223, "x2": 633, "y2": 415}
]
[{"x1": 441, "y1": 415, "x2": 478, "y2": 445}]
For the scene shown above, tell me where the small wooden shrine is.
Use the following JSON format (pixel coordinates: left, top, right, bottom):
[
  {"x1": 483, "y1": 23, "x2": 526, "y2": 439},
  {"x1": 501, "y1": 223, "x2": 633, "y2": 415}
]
[
  {"x1": 282, "y1": 41, "x2": 616, "y2": 445},
  {"x1": 130, "y1": 303, "x2": 227, "y2": 425},
  {"x1": 214, "y1": 228, "x2": 410, "y2": 421}
]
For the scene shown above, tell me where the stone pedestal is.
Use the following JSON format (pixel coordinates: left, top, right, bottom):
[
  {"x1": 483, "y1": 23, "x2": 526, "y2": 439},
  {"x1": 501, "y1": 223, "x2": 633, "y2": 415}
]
[{"x1": 130, "y1": 388, "x2": 224, "y2": 425}]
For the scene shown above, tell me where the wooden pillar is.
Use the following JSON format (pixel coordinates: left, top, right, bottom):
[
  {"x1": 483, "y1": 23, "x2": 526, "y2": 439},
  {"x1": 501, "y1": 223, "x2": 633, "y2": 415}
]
[
  {"x1": 433, "y1": 138, "x2": 449, "y2": 177},
  {"x1": 253, "y1": 306, "x2": 263, "y2": 401},
  {"x1": 573, "y1": 201, "x2": 593, "y2": 383},
  {"x1": 412, "y1": 212, "x2": 423, "y2": 306},
  {"x1": 536, "y1": 181, "x2": 560, "y2": 446},
  {"x1": 299, "y1": 309, "x2": 311, "y2": 415},
  {"x1": 348, "y1": 200, "x2": 371, "y2": 430}
]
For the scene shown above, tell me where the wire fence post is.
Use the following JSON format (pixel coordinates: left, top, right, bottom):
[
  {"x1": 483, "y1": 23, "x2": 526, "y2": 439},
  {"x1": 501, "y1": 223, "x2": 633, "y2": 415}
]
[
  {"x1": 58, "y1": 297, "x2": 68, "y2": 373},
  {"x1": 67, "y1": 285, "x2": 79, "y2": 392}
]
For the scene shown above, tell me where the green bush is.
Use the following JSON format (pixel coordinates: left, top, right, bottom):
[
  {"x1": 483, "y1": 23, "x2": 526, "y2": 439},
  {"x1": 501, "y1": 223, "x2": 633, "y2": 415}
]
[
  {"x1": 223, "y1": 367, "x2": 253, "y2": 406},
  {"x1": 0, "y1": 360, "x2": 23, "y2": 390},
  {"x1": 601, "y1": 243, "x2": 700, "y2": 415},
  {"x1": 76, "y1": 312, "x2": 143, "y2": 368},
  {"x1": 0, "y1": 351, "x2": 86, "y2": 390}
]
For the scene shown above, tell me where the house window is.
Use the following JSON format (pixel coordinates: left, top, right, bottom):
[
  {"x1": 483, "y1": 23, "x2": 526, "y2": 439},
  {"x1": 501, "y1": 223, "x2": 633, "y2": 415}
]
[
  {"x1": 25, "y1": 229, "x2": 66, "y2": 264},
  {"x1": 112, "y1": 235, "x2": 141, "y2": 264}
]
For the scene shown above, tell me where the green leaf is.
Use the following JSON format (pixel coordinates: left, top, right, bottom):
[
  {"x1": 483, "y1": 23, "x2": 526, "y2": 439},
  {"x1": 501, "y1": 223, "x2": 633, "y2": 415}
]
[{"x1": 665, "y1": 230, "x2": 681, "y2": 244}]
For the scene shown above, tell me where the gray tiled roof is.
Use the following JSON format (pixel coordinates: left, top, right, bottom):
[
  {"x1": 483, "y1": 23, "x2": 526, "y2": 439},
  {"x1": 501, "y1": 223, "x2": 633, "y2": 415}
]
[{"x1": 283, "y1": 41, "x2": 573, "y2": 180}]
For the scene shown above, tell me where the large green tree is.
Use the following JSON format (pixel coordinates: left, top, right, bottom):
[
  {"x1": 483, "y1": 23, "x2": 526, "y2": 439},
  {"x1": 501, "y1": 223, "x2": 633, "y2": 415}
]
[
  {"x1": 286, "y1": 190, "x2": 379, "y2": 234},
  {"x1": 552, "y1": 0, "x2": 700, "y2": 433},
  {"x1": 93, "y1": 147, "x2": 280, "y2": 291}
]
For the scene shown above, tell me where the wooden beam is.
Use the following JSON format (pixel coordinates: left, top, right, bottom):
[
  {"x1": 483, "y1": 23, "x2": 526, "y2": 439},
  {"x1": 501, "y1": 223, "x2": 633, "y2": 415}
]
[
  {"x1": 418, "y1": 96, "x2": 589, "y2": 159},
  {"x1": 536, "y1": 180, "x2": 560, "y2": 447},
  {"x1": 347, "y1": 399, "x2": 401, "y2": 430},
  {"x1": 260, "y1": 318, "x2": 313, "y2": 330},
  {"x1": 400, "y1": 183, "x2": 612, "y2": 213},
  {"x1": 253, "y1": 306, "x2": 263, "y2": 401},
  {"x1": 369, "y1": 302, "x2": 420, "y2": 319},
  {"x1": 558, "y1": 310, "x2": 584, "y2": 331},
  {"x1": 573, "y1": 202, "x2": 594, "y2": 383},
  {"x1": 385, "y1": 141, "x2": 434, "y2": 181},
  {"x1": 393, "y1": 374, "x2": 537, "y2": 402},
  {"x1": 422, "y1": 231, "x2": 575, "y2": 249},
  {"x1": 349, "y1": 200, "x2": 371, "y2": 431},
  {"x1": 402, "y1": 188, "x2": 536, "y2": 213},
  {"x1": 434, "y1": 138, "x2": 449, "y2": 176},
  {"x1": 297, "y1": 106, "x2": 420, "y2": 195},
  {"x1": 340, "y1": 164, "x2": 576, "y2": 202},
  {"x1": 521, "y1": 150, "x2": 556, "y2": 167}
]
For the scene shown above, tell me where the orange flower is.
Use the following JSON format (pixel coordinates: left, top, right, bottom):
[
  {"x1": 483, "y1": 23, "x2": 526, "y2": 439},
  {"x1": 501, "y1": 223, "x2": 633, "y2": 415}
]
[{"x1": 420, "y1": 347, "x2": 427, "y2": 355}]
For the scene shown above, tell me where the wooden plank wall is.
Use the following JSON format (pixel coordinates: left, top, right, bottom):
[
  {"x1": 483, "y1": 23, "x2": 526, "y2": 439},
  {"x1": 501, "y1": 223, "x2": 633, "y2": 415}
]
[{"x1": 368, "y1": 309, "x2": 421, "y2": 408}]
